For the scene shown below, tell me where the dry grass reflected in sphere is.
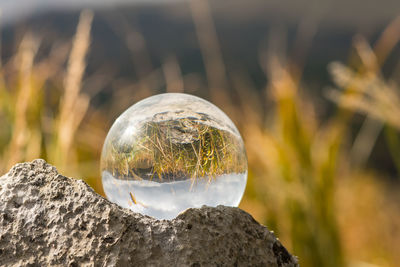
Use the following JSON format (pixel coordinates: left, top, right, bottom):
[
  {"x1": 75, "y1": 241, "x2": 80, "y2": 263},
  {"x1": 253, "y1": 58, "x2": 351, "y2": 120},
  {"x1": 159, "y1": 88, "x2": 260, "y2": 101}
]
[{"x1": 100, "y1": 93, "x2": 247, "y2": 219}]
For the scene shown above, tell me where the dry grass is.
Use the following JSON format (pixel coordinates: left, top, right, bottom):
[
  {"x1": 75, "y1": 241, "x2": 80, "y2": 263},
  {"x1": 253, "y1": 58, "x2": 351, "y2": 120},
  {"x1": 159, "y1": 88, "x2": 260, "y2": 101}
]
[
  {"x1": 5, "y1": 33, "x2": 39, "y2": 169},
  {"x1": 101, "y1": 119, "x2": 246, "y2": 182},
  {"x1": 52, "y1": 10, "x2": 93, "y2": 172},
  {"x1": 0, "y1": 10, "x2": 98, "y2": 182}
]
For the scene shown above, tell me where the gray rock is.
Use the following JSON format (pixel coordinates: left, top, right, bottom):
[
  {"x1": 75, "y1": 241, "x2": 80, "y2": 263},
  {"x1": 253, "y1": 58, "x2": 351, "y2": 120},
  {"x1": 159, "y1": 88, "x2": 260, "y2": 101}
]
[{"x1": 0, "y1": 159, "x2": 298, "y2": 267}]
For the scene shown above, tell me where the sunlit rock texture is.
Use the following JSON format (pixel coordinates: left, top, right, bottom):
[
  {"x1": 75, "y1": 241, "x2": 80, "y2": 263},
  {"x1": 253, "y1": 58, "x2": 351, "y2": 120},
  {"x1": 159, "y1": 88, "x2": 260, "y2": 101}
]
[{"x1": 0, "y1": 159, "x2": 298, "y2": 266}]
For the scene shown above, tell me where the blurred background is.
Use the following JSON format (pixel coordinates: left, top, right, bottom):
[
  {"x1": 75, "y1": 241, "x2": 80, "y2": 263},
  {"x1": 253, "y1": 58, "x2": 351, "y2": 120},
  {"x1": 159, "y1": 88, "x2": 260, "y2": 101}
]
[{"x1": 1, "y1": 0, "x2": 400, "y2": 266}]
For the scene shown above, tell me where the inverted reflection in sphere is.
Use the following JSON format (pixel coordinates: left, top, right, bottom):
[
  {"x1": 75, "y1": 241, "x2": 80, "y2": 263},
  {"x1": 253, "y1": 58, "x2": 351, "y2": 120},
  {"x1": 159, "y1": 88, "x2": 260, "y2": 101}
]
[{"x1": 100, "y1": 93, "x2": 247, "y2": 219}]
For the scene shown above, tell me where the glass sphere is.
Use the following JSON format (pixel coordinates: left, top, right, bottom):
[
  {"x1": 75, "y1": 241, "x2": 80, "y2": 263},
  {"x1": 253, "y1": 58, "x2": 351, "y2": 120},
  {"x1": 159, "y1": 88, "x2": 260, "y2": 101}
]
[{"x1": 100, "y1": 93, "x2": 247, "y2": 219}]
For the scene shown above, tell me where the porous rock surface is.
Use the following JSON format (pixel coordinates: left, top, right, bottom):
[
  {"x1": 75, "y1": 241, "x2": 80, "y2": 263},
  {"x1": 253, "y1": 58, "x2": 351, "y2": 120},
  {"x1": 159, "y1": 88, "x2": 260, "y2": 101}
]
[{"x1": 0, "y1": 159, "x2": 298, "y2": 266}]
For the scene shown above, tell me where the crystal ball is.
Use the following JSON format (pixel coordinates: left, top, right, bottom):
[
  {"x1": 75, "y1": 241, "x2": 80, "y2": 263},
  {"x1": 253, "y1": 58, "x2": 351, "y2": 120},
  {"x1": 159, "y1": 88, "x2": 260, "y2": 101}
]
[{"x1": 100, "y1": 93, "x2": 247, "y2": 219}]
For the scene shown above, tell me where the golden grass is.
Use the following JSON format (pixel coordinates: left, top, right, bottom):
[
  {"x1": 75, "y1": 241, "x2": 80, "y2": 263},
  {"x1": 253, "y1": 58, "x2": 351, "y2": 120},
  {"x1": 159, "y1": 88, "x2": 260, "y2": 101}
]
[
  {"x1": 6, "y1": 33, "x2": 39, "y2": 169},
  {"x1": 0, "y1": 10, "x2": 97, "y2": 181},
  {"x1": 52, "y1": 10, "x2": 93, "y2": 172},
  {"x1": 101, "y1": 119, "x2": 247, "y2": 182}
]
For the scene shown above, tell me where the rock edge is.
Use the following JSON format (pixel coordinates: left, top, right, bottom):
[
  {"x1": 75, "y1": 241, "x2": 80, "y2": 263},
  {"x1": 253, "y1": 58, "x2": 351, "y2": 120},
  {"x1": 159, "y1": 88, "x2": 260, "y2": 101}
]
[{"x1": 0, "y1": 159, "x2": 298, "y2": 267}]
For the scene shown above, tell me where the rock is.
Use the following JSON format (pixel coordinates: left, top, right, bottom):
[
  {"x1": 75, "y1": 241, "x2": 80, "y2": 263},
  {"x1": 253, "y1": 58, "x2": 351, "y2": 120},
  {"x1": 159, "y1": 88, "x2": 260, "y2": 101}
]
[{"x1": 0, "y1": 159, "x2": 298, "y2": 267}]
